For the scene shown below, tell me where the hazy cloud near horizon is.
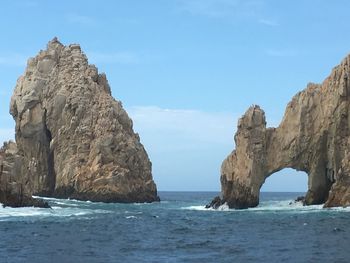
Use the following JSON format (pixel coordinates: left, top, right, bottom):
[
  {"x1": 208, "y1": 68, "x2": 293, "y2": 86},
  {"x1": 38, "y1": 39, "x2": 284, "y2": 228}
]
[
  {"x1": 128, "y1": 106, "x2": 236, "y2": 148},
  {"x1": 127, "y1": 106, "x2": 237, "y2": 190}
]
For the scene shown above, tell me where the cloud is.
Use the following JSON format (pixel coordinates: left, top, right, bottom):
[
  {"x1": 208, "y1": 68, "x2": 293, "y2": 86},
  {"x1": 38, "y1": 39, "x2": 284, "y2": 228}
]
[
  {"x1": 65, "y1": 13, "x2": 97, "y2": 26},
  {"x1": 22, "y1": 1, "x2": 37, "y2": 7},
  {"x1": 127, "y1": 106, "x2": 236, "y2": 151},
  {"x1": 127, "y1": 106, "x2": 237, "y2": 190},
  {"x1": 0, "y1": 128, "x2": 15, "y2": 146},
  {"x1": 265, "y1": 49, "x2": 297, "y2": 57},
  {"x1": 14, "y1": 0, "x2": 38, "y2": 8},
  {"x1": 258, "y1": 18, "x2": 279, "y2": 27},
  {"x1": 178, "y1": 0, "x2": 239, "y2": 17},
  {"x1": 177, "y1": 0, "x2": 263, "y2": 19},
  {"x1": 0, "y1": 53, "x2": 28, "y2": 67},
  {"x1": 87, "y1": 51, "x2": 141, "y2": 65}
]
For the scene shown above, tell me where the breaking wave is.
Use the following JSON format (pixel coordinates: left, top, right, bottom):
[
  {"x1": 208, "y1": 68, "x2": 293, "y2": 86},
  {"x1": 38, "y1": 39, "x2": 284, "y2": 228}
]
[
  {"x1": 182, "y1": 199, "x2": 350, "y2": 213},
  {"x1": 0, "y1": 197, "x2": 112, "y2": 221}
]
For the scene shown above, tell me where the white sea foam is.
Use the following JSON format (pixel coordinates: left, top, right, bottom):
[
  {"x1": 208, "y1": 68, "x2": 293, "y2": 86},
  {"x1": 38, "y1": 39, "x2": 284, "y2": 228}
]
[
  {"x1": 182, "y1": 199, "x2": 350, "y2": 213},
  {"x1": 0, "y1": 206, "x2": 104, "y2": 219},
  {"x1": 182, "y1": 203, "x2": 230, "y2": 211},
  {"x1": 125, "y1": 215, "x2": 137, "y2": 219},
  {"x1": 0, "y1": 199, "x2": 112, "y2": 221},
  {"x1": 183, "y1": 205, "x2": 207, "y2": 211},
  {"x1": 52, "y1": 201, "x2": 71, "y2": 206}
]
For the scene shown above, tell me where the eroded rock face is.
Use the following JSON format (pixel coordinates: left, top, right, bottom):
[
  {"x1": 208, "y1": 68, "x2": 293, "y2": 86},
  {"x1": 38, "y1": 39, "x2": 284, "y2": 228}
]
[
  {"x1": 0, "y1": 142, "x2": 50, "y2": 208},
  {"x1": 7, "y1": 38, "x2": 159, "y2": 203},
  {"x1": 216, "y1": 54, "x2": 350, "y2": 209}
]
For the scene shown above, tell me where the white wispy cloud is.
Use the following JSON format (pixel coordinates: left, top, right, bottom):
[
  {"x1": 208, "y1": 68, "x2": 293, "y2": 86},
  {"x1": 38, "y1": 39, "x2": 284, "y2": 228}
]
[
  {"x1": 265, "y1": 49, "x2": 297, "y2": 57},
  {"x1": 14, "y1": 0, "x2": 38, "y2": 8},
  {"x1": 177, "y1": 0, "x2": 263, "y2": 19},
  {"x1": 87, "y1": 51, "x2": 141, "y2": 65},
  {"x1": 0, "y1": 53, "x2": 28, "y2": 67},
  {"x1": 178, "y1": 0, "x2": 239, "y2": 17},
  {"x1": 127, "y1": 106, "x2": 236, "y2": 149},
  {"x1": 0, "y1": 128, "x2": 15, "y2": 146},
  {"x1": 258, "y1": 18, "x2": 279, "y2": 27},
  {"x1": 65, "y1": 13, "x2": 97, "y2": 26}
]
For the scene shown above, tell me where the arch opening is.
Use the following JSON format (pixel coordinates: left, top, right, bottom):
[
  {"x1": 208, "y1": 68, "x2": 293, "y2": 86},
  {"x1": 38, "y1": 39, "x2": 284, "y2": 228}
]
[
  {"x1": 259, "y1": 166, "x2": 334, "y2": 205},
  {"x1": 260, "y1": 168, "x2": 308, "y2": 203},
  {"x1": 261, "y1": 168, "x2": 308, "y2": 193}
]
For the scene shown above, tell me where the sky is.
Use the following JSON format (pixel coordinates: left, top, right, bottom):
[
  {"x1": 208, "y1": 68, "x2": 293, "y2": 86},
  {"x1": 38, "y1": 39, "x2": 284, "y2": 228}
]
[{"x1": 1, "y1": 0, "x2": 350, "y2": 192}]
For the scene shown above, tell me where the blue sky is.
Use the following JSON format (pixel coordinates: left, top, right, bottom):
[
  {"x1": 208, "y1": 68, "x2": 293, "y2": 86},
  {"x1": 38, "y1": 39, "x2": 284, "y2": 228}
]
[{"x1": 1, "y1": 0, "x2": 350, "y2": 191}]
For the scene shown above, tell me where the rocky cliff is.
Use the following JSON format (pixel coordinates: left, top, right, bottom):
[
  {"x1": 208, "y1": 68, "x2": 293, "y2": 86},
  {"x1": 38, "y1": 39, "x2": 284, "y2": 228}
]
[
  {"x1": 0, "y1": 141, "x2": 49, "y2": 207},
  {"x1": 1, "y1": 38, "x2": 159, "y2": 206},
  {"x1": 212, "y1": 54, "x2": 350, "y2": 209}
]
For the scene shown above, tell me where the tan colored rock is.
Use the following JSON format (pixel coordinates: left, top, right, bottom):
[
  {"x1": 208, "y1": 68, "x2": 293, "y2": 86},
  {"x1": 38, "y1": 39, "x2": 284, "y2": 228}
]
[
  {"x1": 217, "y1": 54, "x2": 350, "y2": 209},
  {"x1": 7, "y1": 38, "x2": 159, "y2": 203},
  {"x1": 0, "y1": 141, "x2": 49, "y2": 207}
]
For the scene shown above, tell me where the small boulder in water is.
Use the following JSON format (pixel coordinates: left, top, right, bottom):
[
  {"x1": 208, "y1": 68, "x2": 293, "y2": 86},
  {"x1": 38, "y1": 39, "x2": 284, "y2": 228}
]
[
  {"x1": 1, "y1": 193, "x2": 50, "y2": 208},
  {"x1": 289, "y1": 196, "x2": 306, "y2": 206},
  {"x1": 205, "y1": 196, "x2": 224, "y2": 209},
  {"x1": 295, "y1": 196, "x2": 305, "y2": 202}
]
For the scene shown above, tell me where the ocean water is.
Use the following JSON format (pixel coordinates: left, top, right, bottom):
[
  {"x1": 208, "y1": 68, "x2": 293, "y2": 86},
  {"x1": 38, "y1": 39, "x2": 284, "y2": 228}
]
[{"x1": 0, "y1": 192, "x2": 350, "y2": 263}]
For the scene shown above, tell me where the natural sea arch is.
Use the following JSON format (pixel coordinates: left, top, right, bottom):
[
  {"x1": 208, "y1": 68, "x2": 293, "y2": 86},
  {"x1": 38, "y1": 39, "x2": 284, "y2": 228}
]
[
  {"x1": 219, "y1": 105, "x2": 337, "y2": 209},
  {"x1": 212, "y1": 54, "x2": 350, "y2": 209}
]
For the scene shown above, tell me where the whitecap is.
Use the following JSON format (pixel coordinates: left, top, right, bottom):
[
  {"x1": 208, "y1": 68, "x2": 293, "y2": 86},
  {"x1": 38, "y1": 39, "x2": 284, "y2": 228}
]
[
  {"x1": 181, "y1": 199, "x2": 350, "y2": 213},
  {"x1": 217, "y1": 203, "x2": 230, "y2": 211},
  {"x1": 182, "y1": 205, "x2": 207, "y2": 211},
  {"x1": 52, "y1": 201, "x2": 70, "y2": 206},
  {"x1": 0, "y1": 203, "x2": 113, "y2": 221}
]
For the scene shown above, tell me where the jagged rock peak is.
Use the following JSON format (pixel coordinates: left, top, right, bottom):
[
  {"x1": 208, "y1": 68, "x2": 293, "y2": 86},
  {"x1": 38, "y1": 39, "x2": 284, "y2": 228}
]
[
  {"x1": 211, "y1": 53, "x2": 350, "y2": 209},
  {"x1": 6, "y1": 38, "x2": 159, "y2": 204}
]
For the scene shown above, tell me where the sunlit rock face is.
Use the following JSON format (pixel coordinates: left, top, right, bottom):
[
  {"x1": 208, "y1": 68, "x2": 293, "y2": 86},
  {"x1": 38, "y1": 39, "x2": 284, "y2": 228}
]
[
  {"x1": 217, "y1": 54, "x2": 350, "y2": 209},
  {"x1": 6, "y1": 38, "x2": 159, "y2": 204}
]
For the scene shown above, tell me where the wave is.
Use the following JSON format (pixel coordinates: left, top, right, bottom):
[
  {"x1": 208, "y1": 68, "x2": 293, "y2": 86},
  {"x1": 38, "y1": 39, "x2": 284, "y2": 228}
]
[
  {"x1": 0, "y1": 196, "x2": 113, "y2": 221},
  {"x1": 183, "y1": 203, "x2": 230, "y2": 211},
  {"x1": 125, "y1": 215, "x2": 137, "y2": 219},
  {"x1": 182, "y1": 199, "x2": 350, "y2": 213},
  {"x1": 0, "y1": 206, "x2": 112, "y2": 220}
]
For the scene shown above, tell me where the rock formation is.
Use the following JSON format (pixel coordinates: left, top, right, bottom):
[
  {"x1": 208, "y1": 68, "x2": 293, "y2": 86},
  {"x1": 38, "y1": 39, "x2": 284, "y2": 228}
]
[
  {"x1": 211, "y1": 54, "x2": 350, "y2": 209},
  {"x1": 0, "y1": 141, "x2": 50, "y2": 208},
  {"x1": 1, "y1": 38, "x2": 159, "y2": 206}
]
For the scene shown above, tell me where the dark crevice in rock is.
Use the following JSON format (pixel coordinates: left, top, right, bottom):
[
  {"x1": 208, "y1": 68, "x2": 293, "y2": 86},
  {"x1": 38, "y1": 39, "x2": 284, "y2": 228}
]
[{"x1": 44, "y1": 124, "x2": 56, "y2": 195}]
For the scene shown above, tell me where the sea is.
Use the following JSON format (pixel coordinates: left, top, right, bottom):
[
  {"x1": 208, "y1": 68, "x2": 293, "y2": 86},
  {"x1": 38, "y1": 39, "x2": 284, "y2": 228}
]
[{"x1": 0, "y1": 192, "x2": 349, "y2": 263}]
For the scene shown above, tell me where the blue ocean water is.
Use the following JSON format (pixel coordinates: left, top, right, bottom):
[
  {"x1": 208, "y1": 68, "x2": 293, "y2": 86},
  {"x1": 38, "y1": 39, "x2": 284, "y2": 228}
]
[{"x1": 0, "y1": 192, "x2": 349, "y2": 263}]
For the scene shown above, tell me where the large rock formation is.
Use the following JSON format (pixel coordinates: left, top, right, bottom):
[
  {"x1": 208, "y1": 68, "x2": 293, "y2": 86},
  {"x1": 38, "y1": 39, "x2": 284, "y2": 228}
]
[
  {"x1": 214, "y1": 54, "x2": 350, "y2": 209},
  {"x1": 1, "y1": 38, "x2": 159, "y2": 205}
]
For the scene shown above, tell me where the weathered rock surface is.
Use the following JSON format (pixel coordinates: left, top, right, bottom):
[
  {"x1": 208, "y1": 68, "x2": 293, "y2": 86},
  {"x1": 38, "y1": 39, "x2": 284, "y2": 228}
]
[
  {"x1": 3, "y1": 38, "x2": 159, "y2": 204},
  {"x1": 212, "y1": 54, "x2": 350, "y2": 209},
  {"x1": 0, "y1": 142, "x2": 50, "y2": 208}
]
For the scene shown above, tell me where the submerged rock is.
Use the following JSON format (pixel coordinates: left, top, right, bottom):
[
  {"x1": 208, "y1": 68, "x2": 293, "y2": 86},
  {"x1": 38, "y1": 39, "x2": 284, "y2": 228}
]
[
  {"x1": 289, "y1": 196, "x2": 305, "y2": 206},
  {"x1": 205, "y1": 196, "x2": 224, "y2": 209},
  {"x1": 217, "y1": 54, "x2": 350, "y2": 209},
  {"x1": 3, "y1": 38, "x2": 159, "y2": 205}
]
